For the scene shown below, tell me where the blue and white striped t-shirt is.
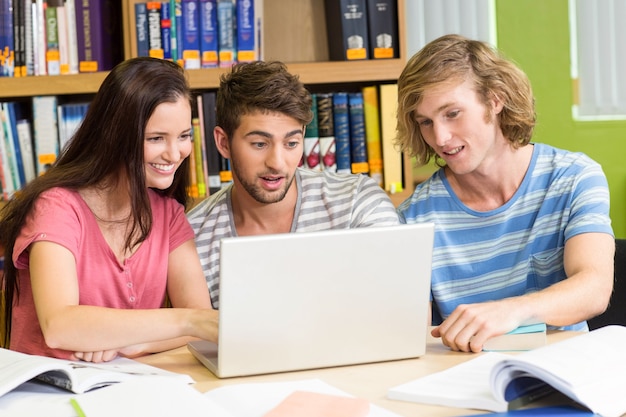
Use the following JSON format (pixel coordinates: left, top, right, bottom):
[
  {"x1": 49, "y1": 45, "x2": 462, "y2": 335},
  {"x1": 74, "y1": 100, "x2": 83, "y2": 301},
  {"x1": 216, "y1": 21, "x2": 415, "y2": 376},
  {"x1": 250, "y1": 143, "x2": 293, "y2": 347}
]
[
  {"x1": 187, "y1": 167, "x2": 400, "y2": 308},
  {"x1": 397, "y1": 143, "x2": 613, "y2": 331}
]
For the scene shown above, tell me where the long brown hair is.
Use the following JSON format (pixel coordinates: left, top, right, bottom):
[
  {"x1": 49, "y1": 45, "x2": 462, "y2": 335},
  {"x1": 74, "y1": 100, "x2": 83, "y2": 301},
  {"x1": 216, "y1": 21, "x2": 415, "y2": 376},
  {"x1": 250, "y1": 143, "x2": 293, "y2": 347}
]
[{"x1": 0, "y1": 57, "x2": 192, "y2": 347}]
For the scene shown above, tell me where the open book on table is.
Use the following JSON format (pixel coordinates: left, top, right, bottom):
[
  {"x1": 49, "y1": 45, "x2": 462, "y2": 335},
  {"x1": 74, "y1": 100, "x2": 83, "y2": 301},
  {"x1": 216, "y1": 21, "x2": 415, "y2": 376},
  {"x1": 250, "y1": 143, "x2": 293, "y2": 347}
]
[
  {"x1": 388, "y1": 325, "x2": 626, "y2": 417},
  {"x1": 0, "y1": 347, "x2": 194, "y2": 397}
]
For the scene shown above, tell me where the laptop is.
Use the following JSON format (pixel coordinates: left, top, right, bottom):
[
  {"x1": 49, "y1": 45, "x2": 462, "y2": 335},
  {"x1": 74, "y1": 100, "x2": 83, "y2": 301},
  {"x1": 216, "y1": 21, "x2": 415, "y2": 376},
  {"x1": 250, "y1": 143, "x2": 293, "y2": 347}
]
[{"x1": 188, "y1": 223, "x2": 435, "y2": 378}]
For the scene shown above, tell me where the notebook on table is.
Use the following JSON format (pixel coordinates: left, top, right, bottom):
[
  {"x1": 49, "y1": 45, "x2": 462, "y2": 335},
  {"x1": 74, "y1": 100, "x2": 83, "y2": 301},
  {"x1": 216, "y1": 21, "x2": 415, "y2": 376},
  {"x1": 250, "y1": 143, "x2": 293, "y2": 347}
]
[{"x1": 188, "y1": 223, "x2": 435, "y2": 378}]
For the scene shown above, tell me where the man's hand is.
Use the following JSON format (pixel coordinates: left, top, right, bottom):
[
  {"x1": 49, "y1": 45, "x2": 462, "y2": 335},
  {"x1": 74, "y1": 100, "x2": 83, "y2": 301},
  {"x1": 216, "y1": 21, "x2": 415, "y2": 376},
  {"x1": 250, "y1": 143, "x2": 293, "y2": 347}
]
[{"x1": 431, "y1": 299, "x2": 523, "y2": 353}]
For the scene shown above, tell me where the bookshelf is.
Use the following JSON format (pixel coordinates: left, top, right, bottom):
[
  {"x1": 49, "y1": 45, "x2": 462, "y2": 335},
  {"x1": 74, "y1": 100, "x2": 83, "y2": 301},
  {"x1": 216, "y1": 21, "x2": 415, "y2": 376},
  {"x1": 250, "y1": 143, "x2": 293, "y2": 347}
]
[{"x1": 0, "y1": 0, "x2": 413, "y2": 206}]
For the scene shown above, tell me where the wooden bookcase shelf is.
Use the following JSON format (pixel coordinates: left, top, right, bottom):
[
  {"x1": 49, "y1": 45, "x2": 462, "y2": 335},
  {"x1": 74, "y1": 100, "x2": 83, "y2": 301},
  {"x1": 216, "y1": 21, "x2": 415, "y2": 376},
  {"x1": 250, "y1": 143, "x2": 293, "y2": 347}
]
[{"x1": 0, "y1": 0, "x2": 414, "y2": 205}]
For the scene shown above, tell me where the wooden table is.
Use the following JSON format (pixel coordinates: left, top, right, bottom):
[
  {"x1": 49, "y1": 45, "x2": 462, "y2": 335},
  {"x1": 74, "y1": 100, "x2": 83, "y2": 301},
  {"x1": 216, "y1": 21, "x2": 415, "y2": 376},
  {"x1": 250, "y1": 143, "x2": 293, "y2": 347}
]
[{"x1": 136, "y1": 330, "x2": 579, "y2": 416}]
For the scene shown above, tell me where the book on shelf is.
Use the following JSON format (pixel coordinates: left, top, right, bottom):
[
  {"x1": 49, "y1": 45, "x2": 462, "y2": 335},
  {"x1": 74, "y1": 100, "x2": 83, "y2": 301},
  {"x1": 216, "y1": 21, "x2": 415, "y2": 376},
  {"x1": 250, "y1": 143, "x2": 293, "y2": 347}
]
[
  {"x1": 317, "y1": 92, "x2": 336, "y2": 172},
  {"x1": 181, "y1": 0, "x2": 201, "y2": 69},
  {"x1": 45, "y1": 0, "x2": 62, "y2": 76},
  {"x1": 160, "y1": 0, "x2": 173, "y2": 60},
  {"x1": 0, "y1": 111, "x2": 17, "y2": 199},
  {"x1": 33, "y1": 0, "x2": 47, "y2": 75},
  {"x1": 387, "y1": 325, "x2": 626, "y2": 417},
  {"x1": 236, "y1": 0, "x2": 262, "y2": 63},
  {"x1": 199, "y1": 0, "x2": 218, "y2": 68},
  {"x1": 0, "y1": 0, "x2": 15, "y2": 77},
  {"x1": 187, "y1": 119, "x2": 199, "y2": 198},
  {"x1": 324, "y1": 0, "x2": 370, "y2": 61},
  {"x1": 379, "y1": 83, "x2": 402, "y2": 193},
  {"x1": 0, "y1": 347, "x2": 194, "y2": 398},
  {"x1": 32, "y1": 95, "x2": 59, "y2": 175},
  {"x1": 192, "y1": 116, "x2": 206, "y2": 197},
  {"x1": 198, "y1": 91, "x2": 221, "y2": 195},
  {"x1": 63, "y1": 0, "x2": 79, "y2": 74},
  {"x1": 194, "y1": 93, "x2": 210, "y2": 194},
  {"x1": 216, "y1": 0, "x2": 236, "y2": 68},
  {"x1": 23, "y1": 0, "x2": 34, "y2": 76},
  {"x1": 483, "y1": 323, "x2": 547, "y2": 352},
  {"x1": 348, "y1": 91, "x2": 369, "y2": 175},
  {"x1": 0, "y1": 102, "x2": 22, "y2": 193},
  {"x1": 57, "y1": 101, "x2": 89, "y2": 151},
  {"x1": 332, "y1": 92, "x2": 352, "y2": 174},
  {"x1": 146, "y1": 1, "x2": 164, "y2": 59},
  {"x1": 135, "y1": 2, "x2": 149, "y2": 57},
  {"x1": 365, "y1": 0, "x2": 398, "y2": 59},
  {"x1": 362, "y1": 85, "x2": 383, "y2": 187},
  {"x1": 304, "y1": 93, "x2": 321, "y2": 171},
  {"x1": 15, "y1": 118, "x2": 36, "y2": 184},
  {"x1": 12, "y1": 0, "x2": 24, "y2": 77},
  {"x1": 74, "y1": 0, "x2": 123, "y2": 72},
  {"x1": 219, "y1": 154, "x2": 231, "y2": 188}
]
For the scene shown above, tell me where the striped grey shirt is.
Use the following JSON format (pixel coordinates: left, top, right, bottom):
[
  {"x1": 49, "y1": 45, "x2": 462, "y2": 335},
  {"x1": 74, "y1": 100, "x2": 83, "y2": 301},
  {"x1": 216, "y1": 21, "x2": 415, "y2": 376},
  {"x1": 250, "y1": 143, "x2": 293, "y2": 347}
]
[{"x1": 187, "y1": 167, "x2": 400, "y2": 308}]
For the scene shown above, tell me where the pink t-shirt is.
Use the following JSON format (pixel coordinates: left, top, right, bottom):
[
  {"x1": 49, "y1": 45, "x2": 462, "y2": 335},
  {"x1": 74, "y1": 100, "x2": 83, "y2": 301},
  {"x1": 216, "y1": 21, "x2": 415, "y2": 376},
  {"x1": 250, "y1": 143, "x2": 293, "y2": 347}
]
[{"x1": 10, "y1": 187, "x2": 194, "y2": 359}]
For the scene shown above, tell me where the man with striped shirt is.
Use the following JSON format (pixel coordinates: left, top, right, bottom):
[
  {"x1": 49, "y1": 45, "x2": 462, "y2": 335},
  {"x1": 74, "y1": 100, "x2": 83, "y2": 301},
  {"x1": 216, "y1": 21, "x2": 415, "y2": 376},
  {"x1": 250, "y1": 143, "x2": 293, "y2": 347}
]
[
  {"x1": 395, "y1": 34, "x2": 614, "y2": 352},
  {"x1": 187, "y1": 61, "x2": 399, "y2": 309}
]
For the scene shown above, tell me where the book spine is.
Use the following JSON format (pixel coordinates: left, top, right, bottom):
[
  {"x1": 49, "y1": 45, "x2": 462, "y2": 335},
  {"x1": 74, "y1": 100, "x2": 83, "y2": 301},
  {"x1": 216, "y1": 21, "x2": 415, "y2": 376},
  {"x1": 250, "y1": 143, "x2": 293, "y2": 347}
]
[
  {"x1": 324, "y1": 0, "x2": 369, "y2": 61},
  {"x1": 5, "y1": 102, "x2": 27, "y2": 185},
  {"x1": 32, "y1": 95, "x2": 59, "y2": 175},
  {"x1": 45, "y1": 0, "x2": 61, "y2": 75},
  {"x1": 235, "y1": 0, "x2": 256, "y2": 63},
  {"x1": 198, "y1": 0, "x2": 217, "y2": 68},
  {"x1": 134, "y1": 2, "x2": 149, "y2": 57},
  {"x1": 56, "y1": 1, "x2": 70, "y2": 74},
  {"x1": 216, "y1": 0, "x2": 235, "y2": 67},
  {"x1": 168, "y1": 0, "x2": 178, "y2": 61},
  {"x1": 332, "y1": 92, "x2": 351, "y2": 174},
  {"x1": 174, "y1": 0, "x2": 183, "y2": 65},
  {"x1": 195, "y1": 93, "x2": 209, "y2": 192},
  {"x1": 200, "y1": 91, "x2": 221, "y2": 194},
  {"x1": 146, "y1": 2, "x2": 163, "y2": 59},
  {"x1": 160, "y1": 1, "x2": 172, "y2": 60},
  {"x1": 304, "y1": 93, "x2": 321, "y2": 171},
  {"x1": 362, "y1": 85, "x2": 383, "y2": 187},
  {"x1": 64, "y1": 0, "x2": 78, "y2": 74},
  {"x1": 348, "y1": 92, "x2": 368, "y2": 174},
  {"x1": 379, "y1": 83, "x2": 402, "y2": 193},
  {"x1": 181, "y1": 0, "x2": 200, "y2": 69},
  {"x1": 366, "y1": 0, "x2": 398, "y2": 59},
  {"x1": 192, "y1": 116, "x2": 206, "y2": 197},
  {"x1": 16, "y1": 118, "x2": 35, "y2": 183},
  {"x1": 23, "y1": 0, "x2": 33, "y2": 76},
  {"x1": 187, "y1": 118, "x2": 199, "y2": 198},
  {"x1": 1, "y1": 0, "x2": 15, "y2": 77},
  {"x1": 33, "y1": 0, "x2": 46, "y2": 75},
  {"x1": 317, "y1": 92, "x2": 336, "y2": 172},
  {"x1": 0, "y1": 102, "x2": 23, "y2": 189},
  {"x1": 219, "y1": 154, "x2": 231, "y2": 188},
  {"x1": 75, "y1": 0, "x2": 122, "y2": 72},
  {"x1": 13, "y1": 0, "x2": 25, "y2": 77},
  {"x1": 0, "y1": 113, "x2": 14, "y2": 199}
]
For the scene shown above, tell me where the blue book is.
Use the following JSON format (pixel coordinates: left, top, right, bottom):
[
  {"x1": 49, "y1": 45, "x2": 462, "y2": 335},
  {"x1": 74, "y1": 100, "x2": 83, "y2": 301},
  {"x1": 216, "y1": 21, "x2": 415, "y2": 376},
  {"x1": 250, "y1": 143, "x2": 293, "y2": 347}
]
[
  {"x1": 199, "y1": 0, "x2": 218, "y2": 68},
  {"x1": 332, "y1": 92, "x2": 351, "y2": 174},
  {"x1": 236, "y1": 0, "x2": 258, "y2": 62},
  {"x1": 348, "y1": 92, "x2": 368, "y2": 174},
  {"x1": 216, "y1": 0, "x2": 235, "y2": 67},
  {"x1": 134, "y1": 3, "x2": 149, "y2": 57},
  {"x1": 160, "y1": 2, "x2": 172, "y2": 59},
  {"x1": 181, "y1": 0, "x2": 201, "y2": 69}
]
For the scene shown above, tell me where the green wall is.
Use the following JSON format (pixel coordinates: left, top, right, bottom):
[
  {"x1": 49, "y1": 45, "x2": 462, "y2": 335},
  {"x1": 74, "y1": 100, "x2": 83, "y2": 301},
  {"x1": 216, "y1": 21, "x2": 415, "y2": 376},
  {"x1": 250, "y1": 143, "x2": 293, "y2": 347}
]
[{"x1": 495, "y1": 1, "x2": 626, "y2": 237}]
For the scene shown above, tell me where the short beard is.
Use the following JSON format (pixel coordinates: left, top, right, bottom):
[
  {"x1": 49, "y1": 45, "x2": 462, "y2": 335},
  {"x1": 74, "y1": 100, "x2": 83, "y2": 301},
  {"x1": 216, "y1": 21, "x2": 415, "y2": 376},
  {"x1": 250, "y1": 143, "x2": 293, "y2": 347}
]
[{"x1": 232, "y1": 162, "x2": 294, "y2": 204}]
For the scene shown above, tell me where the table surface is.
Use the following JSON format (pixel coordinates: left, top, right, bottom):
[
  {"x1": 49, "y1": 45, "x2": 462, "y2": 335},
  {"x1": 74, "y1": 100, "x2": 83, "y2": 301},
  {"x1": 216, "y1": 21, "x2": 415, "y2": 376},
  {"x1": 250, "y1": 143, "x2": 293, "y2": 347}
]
[{"x1": 136, "y1": 329, "x2": 579, "y2": 416}]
